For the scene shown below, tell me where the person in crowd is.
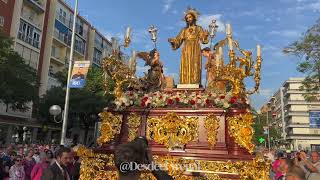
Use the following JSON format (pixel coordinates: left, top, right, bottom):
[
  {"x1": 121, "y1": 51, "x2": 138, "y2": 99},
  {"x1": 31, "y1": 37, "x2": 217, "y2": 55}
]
[
  {"x1": 32, "y1": 148, "x2": 41, "y2": 163},
  {"x1": 31, "y1": 152, "x2": 50, "y2": 180},
  {"x1": 298, "y1": 151, "x2": 320, "y2": 179},
  {"x1": 9, "y1": 155, "x2": 25, "y2": 180},
  {"x1": 4, "y1": 151, "x2": 17, "y2": 180},
  {"x1": 17, "y1": 147, "x2": 24, "y2": 158},
  {"x1": 285, "y1": 158, "x2": 306, "y2": 180},
  {"x1": 45, "y1": 150, "x2": 55, "y2": 165},
  {"x1": 41, "y1": 146, "x2": 72, "y2": 180},
  {"x1": 22, "y1": 149, "x2": 36, "y2": 180},
  {"x1": 67, "y1": 151, "x2": 80, "y2": 180},
  {"x1": 114, "y1": 136, "x2": 173, "y2": 180}
]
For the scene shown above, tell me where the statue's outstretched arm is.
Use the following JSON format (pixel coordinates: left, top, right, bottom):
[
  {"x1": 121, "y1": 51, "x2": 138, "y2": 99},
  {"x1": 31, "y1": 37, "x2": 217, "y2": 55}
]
[{"x1": 168, "y1": 29, "x2": 184, "y2": 50}]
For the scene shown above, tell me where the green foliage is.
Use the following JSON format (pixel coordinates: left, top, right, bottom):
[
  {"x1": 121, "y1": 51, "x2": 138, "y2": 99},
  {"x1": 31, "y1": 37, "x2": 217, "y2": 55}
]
[
  {"x1": 284, "y1": 19, "x2": 320, "y2": 101},
  {"x1": 39, "y1": 67, "x2": 114, "y2": 142},
  {"x1": 252, "y1": 113, "x2": 281, "y2": 146},
  {"x1": 0, "y1": 31, "x2": 38, "y2": 112}
]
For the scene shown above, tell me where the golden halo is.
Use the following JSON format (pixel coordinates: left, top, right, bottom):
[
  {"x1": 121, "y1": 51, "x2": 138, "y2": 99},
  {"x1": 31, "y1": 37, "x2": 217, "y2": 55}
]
[{"x1": 183, "y1": 7, "x2": 200, "y2": 20}]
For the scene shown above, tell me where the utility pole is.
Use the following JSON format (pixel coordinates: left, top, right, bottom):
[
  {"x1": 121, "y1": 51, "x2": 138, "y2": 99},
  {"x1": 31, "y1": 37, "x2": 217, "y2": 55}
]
[{"x1": 61, "y1": 0, "x2": 79, "y2": 145}]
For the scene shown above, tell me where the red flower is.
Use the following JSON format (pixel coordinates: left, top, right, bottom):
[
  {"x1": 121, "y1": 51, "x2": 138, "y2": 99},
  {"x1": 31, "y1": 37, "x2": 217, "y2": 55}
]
[
  {"x1": 140, "y1": 101, "x2": 145, "y2": 107},
  {"x1": 190, "y1": 100, "x2": 196, "y2": 105},
  {"x1": 129, "y1": 91, "x2": 134, "y2": 96},
  {"x1": 208, "y1": 93, "x2": 212, "y2": 97},
  {"x1": 205, "y1": 99, "x2": 210, "y2": 104},
  {"x1": 175, "y1": 97, "x2": 180, "y2": 103},
  {"x1": 220, "y1": 95, "x2": 225, "y2": 99},
  {"x1": 159, "y1": 96, "x2": 163, "y2": 100},
  {"x1": 230, "y1": 96, "x2": 237, "y2": 104},
  {"x1": 167, "y1": 99, "x2": 174, "y2": 105},
  {"x1": 143, "y1": 96, "x2": 148, "y2": 102}
]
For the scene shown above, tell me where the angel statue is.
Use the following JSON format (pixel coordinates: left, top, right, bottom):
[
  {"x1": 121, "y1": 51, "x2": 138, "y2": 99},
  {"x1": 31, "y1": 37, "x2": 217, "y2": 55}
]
[
  {"x1": 137, "y1": 49, "x2": 166, "y2": 91},
  {"x1": 168, "y1": 7, "x2": 209, "y2": 85}
]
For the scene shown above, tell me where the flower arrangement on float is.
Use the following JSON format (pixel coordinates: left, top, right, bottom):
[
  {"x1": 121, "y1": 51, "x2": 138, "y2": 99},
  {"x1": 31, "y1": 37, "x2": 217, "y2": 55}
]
[{"x1": 113, "y1": 90, "x2": 248, "y2": 110}]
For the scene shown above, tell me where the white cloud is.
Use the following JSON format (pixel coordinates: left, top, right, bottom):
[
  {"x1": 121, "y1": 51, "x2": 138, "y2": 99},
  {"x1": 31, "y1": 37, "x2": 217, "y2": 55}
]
[
  {"x1": 296, "y1": 0, "x2": 320, "y2": 12},
  {"x1": 198, "y1": 14, "x2": 225, "y2": 32},
  {"x1": 269, "y1": 30, "x2": 301, "y2": 38},
  {"x1": 163, "y1": 0, "x2": 174, "y2": 13},
  {"x1": 258, "y1": 88, "x2": 274, "y2": 98}
]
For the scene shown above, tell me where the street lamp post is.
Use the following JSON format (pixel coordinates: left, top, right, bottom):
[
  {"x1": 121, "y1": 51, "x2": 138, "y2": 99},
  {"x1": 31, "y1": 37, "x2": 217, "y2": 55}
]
[
  {"x1": 61, "y1": 0, "x2": 79, "y2": 145},
  {"x1": 267, "y1": 103, "x2": 271, "y2": 151}
]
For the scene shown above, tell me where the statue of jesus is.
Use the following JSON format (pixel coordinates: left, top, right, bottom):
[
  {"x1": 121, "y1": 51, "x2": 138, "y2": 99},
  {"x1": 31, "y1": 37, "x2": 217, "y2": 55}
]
[{"x1": 168, "y1": 8, "x2": 209, "y2": 85}]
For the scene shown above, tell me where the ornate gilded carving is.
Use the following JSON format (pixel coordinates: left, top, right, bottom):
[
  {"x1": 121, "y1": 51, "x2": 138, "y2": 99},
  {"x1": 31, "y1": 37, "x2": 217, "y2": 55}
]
[
  {"x1": 203, "y1": 174, "x2": 223, "y2": 180},
  {"x1": 75, "y1": 145, "x2": 115, "y2": 180},
  {"x1": 212, "y1": 24, "x2": 262, "y2": 97},
  {"x1": 77, "y1": 146, "x2": 270, "y2": 180},
  {"x1": 97, "y1": 112, "x2": 122, "y2": 145},
  {"x1": 127, "y1": 113, "x2": 141, "y2": 141},
  {"x1": 204, "y1": 114, "x2": 220, "y2": 148},
  {"x1": 227, "y1": 112, "x2": 255, "y2": 153},
  {"x1": 147, "y1": 112, "x2": 198, "y2": 149}
]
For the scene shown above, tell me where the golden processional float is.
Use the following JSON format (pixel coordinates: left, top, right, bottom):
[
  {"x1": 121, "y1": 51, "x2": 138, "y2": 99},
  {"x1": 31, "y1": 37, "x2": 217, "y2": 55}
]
[{"x1": 77, "y1": 7, "x2": 269, "y2": 180}]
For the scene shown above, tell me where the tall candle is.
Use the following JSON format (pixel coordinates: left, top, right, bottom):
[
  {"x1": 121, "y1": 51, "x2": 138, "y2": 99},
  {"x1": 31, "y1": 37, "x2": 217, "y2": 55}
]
[
  {"x1": 226, "y1": 24, "x2": 233, "y2": 50},
  {"x1": 126, "y1": 27, "x2": 131, "y2": 39},
  {"x1": 226, "y1": 24, "x2": 231, "y2": 35},
  {"x1": 257, "y1": 44, "x2": 261, "y2": 57}
]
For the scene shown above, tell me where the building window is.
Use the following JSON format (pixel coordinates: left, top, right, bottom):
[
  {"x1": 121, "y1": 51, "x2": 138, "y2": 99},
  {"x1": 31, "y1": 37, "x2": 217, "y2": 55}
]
[
  {"x1": 310, "y1": 111, "x2": 320, "y2": 128},
  {"x1": 0, "y1": 16, "x2": 4, "y2": 27},
  {"x1": 93, "y1": 48, "x2": 102, "y2": 64},
  {"x1": 17, "y1": 19, "x2": 41, "y2": 48}
]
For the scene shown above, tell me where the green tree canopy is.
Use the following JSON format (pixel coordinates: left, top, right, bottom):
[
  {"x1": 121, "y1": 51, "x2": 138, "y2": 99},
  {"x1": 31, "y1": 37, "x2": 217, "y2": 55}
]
[
  {"x1": 39, "y1": 66, "x2": 114, "y2": 144},
  {"x1": 284, "y1": 19, "x2": 320, "y2": 101},
  {"x1": 0, "y1": 31, "x2": 38, "y2": 112}
]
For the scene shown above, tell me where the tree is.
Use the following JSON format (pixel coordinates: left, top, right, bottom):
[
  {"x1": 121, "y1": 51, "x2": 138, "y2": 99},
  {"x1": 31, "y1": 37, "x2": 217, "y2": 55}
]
[
  {"x1": 283, "y1": 19, "x2": 320, "y2": 101},
  {"x1": 0, "y1": 31, "x2": 38, "y2": 112},
  {"x1": 252, "y1": 113, "x2": 281, "y2": 147},
  {"x1": 39, "y1": 67, "x2": 114, "y2": 144}
]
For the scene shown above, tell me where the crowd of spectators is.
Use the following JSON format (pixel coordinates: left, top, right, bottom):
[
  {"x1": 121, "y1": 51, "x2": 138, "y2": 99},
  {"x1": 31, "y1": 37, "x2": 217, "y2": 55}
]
[
  {"x1": 265, "y1": 149, "x2": 320, "y2": 180},
  {"x1": 0, "y1": 144, "x2": 80, "y2": 180}
]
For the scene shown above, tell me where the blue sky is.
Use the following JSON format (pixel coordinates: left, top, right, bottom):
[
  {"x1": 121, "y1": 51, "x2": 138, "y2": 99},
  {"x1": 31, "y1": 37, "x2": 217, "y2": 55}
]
[{"x1": 66, "y1": 0, "x2": 320, "y2": 109}]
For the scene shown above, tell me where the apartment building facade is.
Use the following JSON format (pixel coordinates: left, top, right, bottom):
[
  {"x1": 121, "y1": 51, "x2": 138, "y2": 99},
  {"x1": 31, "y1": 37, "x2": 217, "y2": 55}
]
[
  {"x1": 266, "y1": 78, "x2": 320, "y2": 151},
  {"x1": 0, "y1": 0, "x2": 112, "y2": 145}
]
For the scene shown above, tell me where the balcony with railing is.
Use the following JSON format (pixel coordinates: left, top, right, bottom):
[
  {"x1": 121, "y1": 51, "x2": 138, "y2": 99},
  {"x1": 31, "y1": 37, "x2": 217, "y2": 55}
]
[
  {"x1": 24, "y1": 0, "x2": 45, "y2": 13},
  {"x1": 53, "y1": 29, "x2": 71, "y2": 46},
  {"x1": 17, "y1": 31, "x2": 40, "y2": 49}
]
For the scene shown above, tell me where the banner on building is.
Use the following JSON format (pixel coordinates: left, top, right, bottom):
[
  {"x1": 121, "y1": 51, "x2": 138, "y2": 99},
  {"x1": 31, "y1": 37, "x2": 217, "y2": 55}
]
[
  {"x1": 309, "y1": 111, "x2": 320, "y2": 128},
  {"x1": 69, "y1": 61, "x2": 90, "y2": 88}
]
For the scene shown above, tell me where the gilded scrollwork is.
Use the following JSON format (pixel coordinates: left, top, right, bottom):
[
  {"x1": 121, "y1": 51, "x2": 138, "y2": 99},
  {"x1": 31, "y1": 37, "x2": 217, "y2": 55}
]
[
  {"x1": 77, "y1": 146, "x2": 270, "y2": 180},
  {"x1": 97, "y1": 112, "x2": 122, "y2": 145},
  {"x1": 227, "y1": 113, "x2": 255, "y2": 153},
  {"x1": 147, "y1": 112, "x2": 198, "y2": 149},
  {"x1": 127, "y1": 113, "x2": 141, "y2": 141},
  {"x1": 204, "y1": 114, "x2": 220, "y2": 148}
]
